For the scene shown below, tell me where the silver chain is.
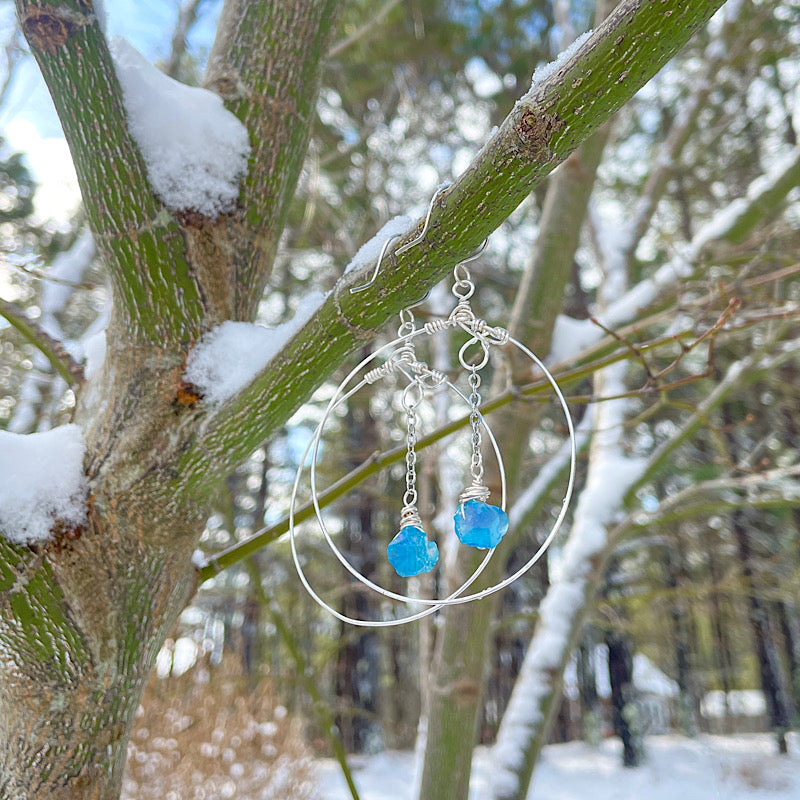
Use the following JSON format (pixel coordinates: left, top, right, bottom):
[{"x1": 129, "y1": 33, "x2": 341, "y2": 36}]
[
  {"x1": 404, "y1": 401, "x2": 418, "y2": 509},
  {"x1": 399, "y1": 381, "x2": 425, "y2": 528},
  {"x1": 468, "y1": 369, "x2": 484, "y2": 485}
]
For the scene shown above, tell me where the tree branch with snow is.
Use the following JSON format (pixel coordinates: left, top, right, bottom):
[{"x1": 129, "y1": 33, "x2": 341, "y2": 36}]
[
  {"x1": 175, "y1": 0, "x2": 729, "y2": 497},
  {"x1": 16, "y1": 0, "x2": 211, "y2": 342}
]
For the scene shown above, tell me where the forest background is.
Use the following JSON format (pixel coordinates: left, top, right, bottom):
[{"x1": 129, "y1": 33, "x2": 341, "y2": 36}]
[{"x1": 0, "y1": 1, "x2": 799, "y2": 798}]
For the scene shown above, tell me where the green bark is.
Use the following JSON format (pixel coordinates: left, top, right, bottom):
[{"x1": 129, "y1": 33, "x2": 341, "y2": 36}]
[
  {"x1": 3, "y1": 2, "x2": 342, "y2": 797},
  {"x1": 17, "y1": 0, "x2": 204, "y2": 344},
  {"x1": 203, "y1": 0, "x2": 342, "y2": 320}
]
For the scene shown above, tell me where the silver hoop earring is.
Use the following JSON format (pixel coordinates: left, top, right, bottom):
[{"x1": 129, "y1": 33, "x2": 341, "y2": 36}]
[{"x1": 290, "y1": 200, "x2": 577, "y2": 627}]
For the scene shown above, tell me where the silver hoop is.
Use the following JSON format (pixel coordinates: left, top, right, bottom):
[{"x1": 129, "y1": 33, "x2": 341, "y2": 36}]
[
  {"x1": 300, "y1": 329, "x2": 504, "y2": 613},
  {"x1": 288, "y1": 327, "x2": 578, "y2": 627}
]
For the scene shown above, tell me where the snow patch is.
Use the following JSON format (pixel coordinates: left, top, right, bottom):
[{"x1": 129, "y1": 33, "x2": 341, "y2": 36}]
[
  {"x1": 633, "y1": 653, "x2": 679, "y2": 697},
  {"x1": 701, "y1": 690, "x2": 766, "y2": 718},
  {"x1": 344, "y1": 216, "x2": 413, "y2": 276},
  {"x1": 317, "y1": 734, "x2": 800, "y2": 800},
  {"x1": 530, "y1": 30, "x2": 593, "y2": 89},
  {"x1": 83, "y1": 330, "x2": 107, "y2": 379},
  {"x1": 110, "y1": 38, "x2": 251, "y2": 217},
  {"x1": 185, "y1": 292, "x2": 327, "y2": 406},
  {"x1": 0, "y1": 425, "x2": 87, "y2": 544},
  {"x1": 549, "y1": 315, "x2": 600, "y2": 363}
]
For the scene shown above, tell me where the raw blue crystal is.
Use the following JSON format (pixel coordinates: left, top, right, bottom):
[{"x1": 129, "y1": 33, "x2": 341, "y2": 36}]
[
  {"x1": 454, "y1": 499, "x2": 509, "y2": 549},
  {"x1": 387, "y1": 525, "x2": 439, "y2": 577}
]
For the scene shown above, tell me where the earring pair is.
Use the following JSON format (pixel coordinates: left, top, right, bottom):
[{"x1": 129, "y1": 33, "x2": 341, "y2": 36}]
[
  {"x1": 385, "y1": 252, "x2": 509, "y2": 578},
  {"x1": 288, "y1": 209, "x2": 576, "y2": 624}
]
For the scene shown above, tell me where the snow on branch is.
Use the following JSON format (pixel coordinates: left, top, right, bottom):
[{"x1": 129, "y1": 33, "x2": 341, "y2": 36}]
[
  {"x1": 343, "y1": 216, "x2": 412, "y2": 276},
  {"x1": 691, "y1": 146, "x2": 800, "y2": 251},
  {"x1": 549, "y1": 144, "x2": 800, "y2": 365},
  {"x1": 184, "y1": 292, "x2": 327, "y2": 406},
  {"x1": 508, "y1": 412, "x2": 591, "y2": 531},
  {"x1": 528, "y1": 29, "x2": 593, "y2": 90},
  {"x1": 492, "y1": 206, "x2": 649, "y2": 798},
  {"x1": 111, "y1": 38, "x2": 251, "y2": 217},
  {"x1": 0, "y1": 425, "x2": 87, "y2": 544}
]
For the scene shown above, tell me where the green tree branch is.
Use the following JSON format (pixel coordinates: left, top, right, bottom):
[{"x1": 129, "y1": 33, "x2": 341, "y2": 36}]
[
  {"x1": 179, "y1": 0, "x2": 728, "y2": 494},
  {"x1": 0, "y1": 297, "x2": 84, "y2": 386},
  {"x1": 15, "y1": 0, "x2": 205, "y2": 343},
  {"x1": 204, "y1": 0, "x2": 344, "y2": 320}
]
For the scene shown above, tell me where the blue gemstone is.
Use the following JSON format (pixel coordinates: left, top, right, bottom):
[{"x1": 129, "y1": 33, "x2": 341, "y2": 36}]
[
  {"x1": 454, "y1": 499, "x2": 509, "y2": 549},
  {"x1": 387, "y1": 525, "x2": 439, "y2": 577}
]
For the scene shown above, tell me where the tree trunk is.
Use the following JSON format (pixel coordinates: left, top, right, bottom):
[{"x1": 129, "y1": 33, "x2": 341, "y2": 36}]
[
  {"x1": 730, "y1": 509, "x2": 795, "y2": 754},
  {"x1": 418, "y1": 590, "x2": 497, "y2": 800},
  {"x1": 0, "y1": 511, "x2": 201, "y2": 798},
  {"x1": 775, "y1": 599, "x2": 800, "y2": 708},
  {"x1": 418, "y1": 65, "x2": 615, "y2": 800},
  {"x1": 335, "y1": 394, "x2": 382, "y2": 752},
  {"x1": 4, "y1": 1, "x2": 342, "y2": 795},
  {"x1": 705, "y1": 523, "x2": 735, "y2": 732},
  {"x1": 663, "y1": 539, "x2": 700, "y2": 735},
  {"x1": 606, "y1": 629, "x2": 644, "y2": 768},
  {"x1": 577, "y1": 627, "x2": 601, "y2": 745}
]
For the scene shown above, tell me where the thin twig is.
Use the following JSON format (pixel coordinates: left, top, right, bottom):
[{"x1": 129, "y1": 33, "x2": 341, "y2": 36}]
[
  {"x1": 2, "y1": 257, "x2": 95, "y2": 290},
  {"x1": 0, "y1": 298, "x2": 84, "y2": 386},
  {"x1": 163, "y1": 0, "x2": 207, "y2": 79},
  {"x1": 328, "y1": 0, "x2": 405, "y2": 58},
  {"x1": 741, "y1": 262, "x2": 800, "y2": 289}
]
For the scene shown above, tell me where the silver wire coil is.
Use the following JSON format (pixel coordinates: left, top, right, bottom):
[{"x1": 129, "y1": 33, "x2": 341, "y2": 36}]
[
  {"x1": 400, "y1": 505, "x2": 424, "y2": 529},
  {"x1": 364, "y1": 352, "x2": 447, "y2": 388},
  {"x1": 458, "y1": 483, "x2": 491, "y2": 504}
]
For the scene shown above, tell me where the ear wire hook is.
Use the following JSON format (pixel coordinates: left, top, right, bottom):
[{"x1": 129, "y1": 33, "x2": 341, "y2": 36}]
[
  {"x1": 350, "y1": 233, "x2": 404, "y2": 294},
  {"x1": 349, "y1": 185, "x2": 451, "y2": 294},
  {"x1": 396, "y1": 184, "x2": 450, "y2": 255},
  {"x1": 456, "y1": 238, "x2": 488, "y2": 272}
]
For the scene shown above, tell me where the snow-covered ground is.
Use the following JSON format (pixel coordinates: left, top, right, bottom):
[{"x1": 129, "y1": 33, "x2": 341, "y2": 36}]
[{"x1": 316, "y1": 734, "x2": 800, "y2": 800}]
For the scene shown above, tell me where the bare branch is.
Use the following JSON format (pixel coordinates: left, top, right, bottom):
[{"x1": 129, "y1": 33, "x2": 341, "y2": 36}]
[
  {"x1": 0, "y1": 297, "x2": 84, "y2": 386},
  {"x1": 163, "y1": 0, "x2": 207, "y2": 79},
  {"x1": 328, "y1": 0, "x2": 404, "y2": 58}
]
